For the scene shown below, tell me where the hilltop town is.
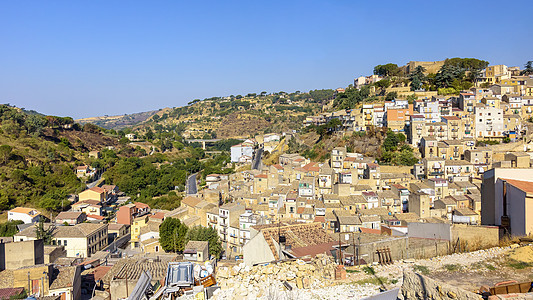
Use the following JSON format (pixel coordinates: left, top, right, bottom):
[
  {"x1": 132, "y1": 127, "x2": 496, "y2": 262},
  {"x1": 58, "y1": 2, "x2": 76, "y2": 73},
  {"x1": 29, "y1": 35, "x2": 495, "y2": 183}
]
[{"x1": 2, "y1": 59, "x2": 533, "y2": 300}]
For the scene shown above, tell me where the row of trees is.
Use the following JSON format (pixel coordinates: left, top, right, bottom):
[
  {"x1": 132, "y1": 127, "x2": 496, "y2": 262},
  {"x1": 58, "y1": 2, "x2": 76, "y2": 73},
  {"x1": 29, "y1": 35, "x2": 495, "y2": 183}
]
[{"x1": 159, "y1": 219, "x2": 223, "y2": 257}]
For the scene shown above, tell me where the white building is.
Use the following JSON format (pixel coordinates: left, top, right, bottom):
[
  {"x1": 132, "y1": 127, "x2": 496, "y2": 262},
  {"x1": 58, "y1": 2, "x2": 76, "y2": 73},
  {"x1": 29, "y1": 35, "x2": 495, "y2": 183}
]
[
  {"x1": 230, "y1": 143, "x2": 254, "y2": 163},
  {"x1": 263, "y1": 133, "x2": 281, "y2": 143},
  {"x1": 373, "y1": 106, "x2": 385, "y2": 127},
  {"x1": 8, "y1": 207, "x2": 41, "y2": 224},
  {"x1": 416, "y1": 100, "x2": 440, "y2": 122},
  {"x1": 15, "y1": 223, "x2": 108, "y2": 258},
  {"x1": 475, "y1": 106, "x2": 504, "y2": 139}
]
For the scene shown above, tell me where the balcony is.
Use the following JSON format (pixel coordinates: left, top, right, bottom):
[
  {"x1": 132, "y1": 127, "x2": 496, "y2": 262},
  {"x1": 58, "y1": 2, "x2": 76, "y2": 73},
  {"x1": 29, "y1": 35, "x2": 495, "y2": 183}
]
[{"x1": 429, "y1": 171, "x2": 444, "y2": 176}]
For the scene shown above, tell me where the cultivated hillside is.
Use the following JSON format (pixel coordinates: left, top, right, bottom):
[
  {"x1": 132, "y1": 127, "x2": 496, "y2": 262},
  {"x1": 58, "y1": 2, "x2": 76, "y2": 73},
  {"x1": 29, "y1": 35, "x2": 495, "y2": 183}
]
[
  {"x1": 76, "y1": 110, "x2": 160, "y2": 130},
  {"x1": 135, "y1": 90, "x2": 335, "y2": 139}
]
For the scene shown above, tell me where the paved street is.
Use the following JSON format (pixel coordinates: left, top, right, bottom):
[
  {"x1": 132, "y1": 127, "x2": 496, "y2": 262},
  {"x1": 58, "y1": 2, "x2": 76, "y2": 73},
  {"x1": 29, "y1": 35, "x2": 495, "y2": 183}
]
[
  {"x1": 252, "y1": 147, "x2": 263, "y2": 170},
  {"x1": 186, "y1": 173, "x2": 198, "y2": 195}
]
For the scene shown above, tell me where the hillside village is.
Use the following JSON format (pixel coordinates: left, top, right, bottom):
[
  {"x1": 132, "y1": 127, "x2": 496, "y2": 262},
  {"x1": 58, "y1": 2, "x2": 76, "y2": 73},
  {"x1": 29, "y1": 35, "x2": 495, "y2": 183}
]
[{"x1": 3, "y1": 60, "x2": 533, "y2": 299}]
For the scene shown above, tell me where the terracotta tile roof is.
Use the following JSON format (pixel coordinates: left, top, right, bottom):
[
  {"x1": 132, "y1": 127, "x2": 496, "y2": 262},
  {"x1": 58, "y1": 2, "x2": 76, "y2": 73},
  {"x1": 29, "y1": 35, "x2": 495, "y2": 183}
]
[
  {"x1": 453, "y1": 208, "x2": 478, "y2": 216},
  {"x1": 108, "y1": 223, "x2": 126, "y2": 231},
  {"x1": 50, "y1": 266, "x2": 79, "y2": 290},
  {"x1": 255, "y1": 174, "x2": 268, "y2": 179},
  {"x1": 151, "y1": 212, "x2": 166, "y2": 220},
  {"x1": 442, "y1": 116, "x2": 460, "y2": 120},
  {"x1": 360, "y1": 228, "x2": 381, "y2": 234},
  {"x1": 89, "y1": 186, "x2": 105, "y2": 194},
  {"x1": 314, "y1": 216, "x2": 325, "y2": 222},
  {"x1": 258, "y1": 222, "x2": 334, "y2": 260},
  {"x1": 87, "y1": 214, "x2": 104, "y2": 220},
  {"x1": 56, "y1": 211, "x2": 84, "y2": 220},
  {"x1": 134, "y1": 202, "x2": 150, "y2": 209},
  {"x1": 272, "y1": 164, "x2": 283, "y2": 170},
  {"x1": 182, "y1": 196, "x2": 202, "y2": 207},
  {"x1": 501, "y1": 178, "x2": 533, "y2": 194},
  {"x1": 185, "y1": 240, "x2": 208, "y2": 252},
  {"x1": 18, "y1": 223, "x2": 108, "y2": 239},
  {"x1": 9, "y1": 207, "x2": 41, "y2": 216},
  {"x1": 90, "y1": 265, "x2": 112, "y2": 282},
  {"x1": 74, "y1": 199, "x2": 101, "y2": 206},
  {"x1": 0, "y1": 287, "x2": 24, "y2": 299},
  {"x1": 290, "y1": 241, "x2": 336, "y2": 258},
  {"x1": 302, "y1": 162, "x2": 320, "y2": 172}
]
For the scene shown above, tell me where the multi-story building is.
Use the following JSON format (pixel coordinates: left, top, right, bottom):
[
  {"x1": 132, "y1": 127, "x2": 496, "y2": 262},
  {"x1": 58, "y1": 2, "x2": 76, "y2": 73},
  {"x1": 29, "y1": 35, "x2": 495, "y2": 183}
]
[
  {"x1": 481, "y1": 96, "x2": 501, "y2": 109},
  {"x1": 474, "y1": 106, "x2": 504, "y2": 139},
  {"x1": 362, "y1": 104, "x2": 374, "y2": 130},
  {"x1": 298, "y1": 176, "x2": 315, "y2": 198},
  {"x1": 409, "y1": 191, "x2": 431, "y2": 219},
  {"x1": 331, "y1": 147, "x2": 346, "y2": 171},
  {"x1": 459, "y1": 93, "x2": 476, "y2": 113},
  {"x1": 239, "y1": 211, "x2": 263, "y2": 247},
  {"x1": 386, "y1": 107, "x2": 412, "y2": 132},
  {"x1": 441, "y1": 116, "x2": 463, "y2": 141},
  {"x1": 373, "y1": 105, "x2": 385, "y2": 127},
  {"x1": 465, "y1": 148, "x2": 493, "y2": 166},
  {"x1": 130, "y1": 214, "x2": 150, "y2": 249},
  {"x1": 415, "y1": 100, "x2": 440, "y2": 122},
  {"x1": 230, "y1": 142, "x2": 254, "y2": 163},
  {"x1": 409, "y1": 115, "x2": 426, "y2": 146},
  {"x1": 218, "y1": 202, "x2": 245, "y2": 255},
  {"x1": 15, "y1": 223, "x2": 108, "y2": 258}
]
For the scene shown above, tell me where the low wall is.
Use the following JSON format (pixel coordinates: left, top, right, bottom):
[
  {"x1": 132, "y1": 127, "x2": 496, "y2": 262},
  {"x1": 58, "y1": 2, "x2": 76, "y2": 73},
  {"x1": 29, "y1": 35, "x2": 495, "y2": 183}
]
[
  {"x1": 408, "y1": 223, "x2": 451, "y2": 241},
  {"x1": 451, "y1": 224, "x2": 499, "y2": 249}
]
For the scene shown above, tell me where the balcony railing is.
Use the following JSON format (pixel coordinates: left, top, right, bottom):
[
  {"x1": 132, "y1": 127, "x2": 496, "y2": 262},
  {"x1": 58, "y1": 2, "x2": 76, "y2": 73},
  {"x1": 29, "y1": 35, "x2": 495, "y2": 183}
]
[{"x1": 429, "y1": 171, "x2": 444, "y2": 176}]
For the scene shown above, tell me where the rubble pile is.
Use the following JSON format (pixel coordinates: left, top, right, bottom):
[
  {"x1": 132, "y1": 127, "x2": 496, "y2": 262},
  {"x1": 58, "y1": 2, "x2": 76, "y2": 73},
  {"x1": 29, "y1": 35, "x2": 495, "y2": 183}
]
[{"x1": 213, "y1": 254, "x2": 380, "y2": 299}]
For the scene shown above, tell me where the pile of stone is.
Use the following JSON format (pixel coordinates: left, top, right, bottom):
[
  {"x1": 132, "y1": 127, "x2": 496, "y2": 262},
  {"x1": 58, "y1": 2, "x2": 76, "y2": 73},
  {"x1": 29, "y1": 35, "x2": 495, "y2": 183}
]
[{"x1": 213, "y1": 254, "x2": 380, "y2": 299}]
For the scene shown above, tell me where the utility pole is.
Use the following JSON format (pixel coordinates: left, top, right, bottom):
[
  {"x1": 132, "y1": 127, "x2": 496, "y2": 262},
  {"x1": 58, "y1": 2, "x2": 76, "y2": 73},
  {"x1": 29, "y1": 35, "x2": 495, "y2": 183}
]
[
  {"x1": 338, "y1": 230, "x2": 342, "y2": 265},
  {"x1": 278, "y1": 212, "x2": 281, "y2": 261},
  {"x1": 352, "y1": 232, "x2": 355, "y2": 266},
  {"x1": 357, "y1": 235, "x2": 361, "y2": 266}
]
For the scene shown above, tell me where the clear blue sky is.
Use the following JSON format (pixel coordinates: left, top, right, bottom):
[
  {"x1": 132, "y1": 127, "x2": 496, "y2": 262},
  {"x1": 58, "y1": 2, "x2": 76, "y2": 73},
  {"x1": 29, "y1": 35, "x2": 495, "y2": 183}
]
[{"x1": 1, "y1": 1, "x2": 532, "y2": 119}]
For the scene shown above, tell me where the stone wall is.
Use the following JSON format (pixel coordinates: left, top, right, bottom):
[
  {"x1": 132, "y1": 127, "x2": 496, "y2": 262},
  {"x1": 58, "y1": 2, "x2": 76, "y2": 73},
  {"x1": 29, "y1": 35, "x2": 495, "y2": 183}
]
[
  {"x1": 0, "y1": 240, "x2": 44, "y2": 270},
  {"x1": 44, "y1": 245, "x2": 66, "y2": 264},
  {"x1": 451, "y1": 224, "x2": 500, "y2": 250},
  {"x1": 399, "y1": 270, "x2": 481, "y2": 300},
  {"x1": 217, "y1": 255, "x2": 339, "y2": 297}
]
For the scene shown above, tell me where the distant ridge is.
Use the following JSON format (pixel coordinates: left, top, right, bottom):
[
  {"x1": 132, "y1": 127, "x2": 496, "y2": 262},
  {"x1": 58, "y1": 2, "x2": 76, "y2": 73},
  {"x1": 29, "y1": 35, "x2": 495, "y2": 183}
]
[{"x1": 76, "y1": 110, "x2": 160, "y2": 130}]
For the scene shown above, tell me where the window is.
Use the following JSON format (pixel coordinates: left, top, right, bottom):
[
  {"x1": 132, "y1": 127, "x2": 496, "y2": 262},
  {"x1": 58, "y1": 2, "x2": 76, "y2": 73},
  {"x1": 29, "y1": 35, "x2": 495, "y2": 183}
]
[
  {"x1": 64, "y1": 240, "x2": 68, "y2": 246},
  {"x1": 58, "y1": 240, "x2": 61, "y2": 245}
]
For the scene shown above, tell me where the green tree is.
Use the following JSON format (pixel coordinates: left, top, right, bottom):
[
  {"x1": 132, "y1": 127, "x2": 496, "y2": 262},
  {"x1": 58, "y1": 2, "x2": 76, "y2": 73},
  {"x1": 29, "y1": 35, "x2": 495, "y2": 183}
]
[
  {"x1": 409, "y1": 66, "x2": 426, "y2": 91},
  {"x1": 383, "y1": 130, "x2": 400, "y2": 152},
  {"x1": 385, "y1": 92, "x2": 398, "y2": 101},
  {"x1": 0, "y1": 145, "x2": 12, "y2": 164},
  {"x1": 374, "y1": 79, "x2": 391, "y2": 89},
  {"x1": 186, "y1": 225, "x2": 223, "y2": 258},
  {"x1": 522, "y1": 61, "x2": 533, "y2": 75},
  {"x1": 373, "y1": 63, "x2": 399, "y2": 77},
  {"x1": 159, "y1": 218, "x2": 188, "y2": 252},
  {"x1": 35, "y1": 219, "x2": 54, "y2": 245},
  {"x1": 0, "y1": 220, "x2": 23, "y2": 237}
]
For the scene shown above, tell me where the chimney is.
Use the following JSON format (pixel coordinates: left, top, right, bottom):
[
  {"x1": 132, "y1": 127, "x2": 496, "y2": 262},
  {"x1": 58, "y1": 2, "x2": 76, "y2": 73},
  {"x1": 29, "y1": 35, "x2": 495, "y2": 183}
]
[{"x1": 501, "y1": 180, "x2": 510, "y2": 233}]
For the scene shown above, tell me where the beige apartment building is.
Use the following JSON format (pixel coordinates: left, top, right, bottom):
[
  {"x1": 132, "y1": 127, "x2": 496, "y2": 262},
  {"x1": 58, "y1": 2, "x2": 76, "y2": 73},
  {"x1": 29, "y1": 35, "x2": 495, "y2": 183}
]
[{"x1": 15, "y1": 223, "x2": 108, "y2": 258}]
